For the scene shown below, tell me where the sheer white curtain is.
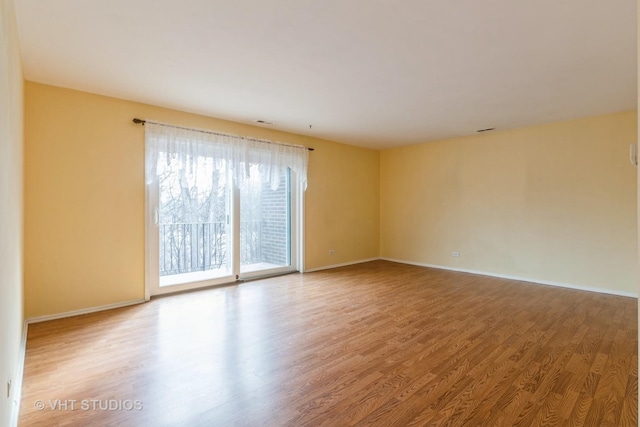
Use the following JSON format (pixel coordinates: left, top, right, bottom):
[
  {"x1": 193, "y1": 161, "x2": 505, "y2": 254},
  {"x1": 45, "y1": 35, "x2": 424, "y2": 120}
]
[{"x1": 144, "y1": 121, "x2": 309, "y2": 190}]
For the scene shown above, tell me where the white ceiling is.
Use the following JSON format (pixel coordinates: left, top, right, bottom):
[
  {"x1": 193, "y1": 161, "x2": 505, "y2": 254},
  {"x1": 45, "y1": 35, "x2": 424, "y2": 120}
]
[{"x1": 15, "y1": 0, "x2": 637, "y2": 149}]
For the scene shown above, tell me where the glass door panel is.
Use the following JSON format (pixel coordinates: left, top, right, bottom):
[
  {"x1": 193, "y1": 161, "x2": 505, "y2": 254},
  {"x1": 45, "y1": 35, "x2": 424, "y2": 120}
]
[
  {"x1": 157, "y1": 154, "x2": 232, "y2": 287},
  {"x1": 239, "y1": 166, "x2": 291, "y2": 275}
]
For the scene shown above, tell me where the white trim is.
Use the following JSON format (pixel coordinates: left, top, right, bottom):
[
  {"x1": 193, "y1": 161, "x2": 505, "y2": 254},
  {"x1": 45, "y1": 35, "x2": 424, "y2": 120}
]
[
  {"x1": 144, "y1": 178, "x2": 159, "y2": 301},
  {"x1": 26, "y1": 300, "x2": 146, "y2": 324},
  {"x1": 9, "y1": 320, "x2": 28, "y2": 427},
  {"x1": 232, "y1": 182, "x2": 240, "y2": 280},
  {"x1": 240, "y1": 266, "x2": 297, "y2": 281},
  {"x1": 381, "y1": 257, "x2": 638, "y2": 298},
  {"x1": 304, "y1": 257, "x2": 381, "y2": 273},
  {"x1": 153, "y1": 276, "x2": 236, "y2": 296},
  {"x1": 239, "y1": 269, "x2": 299, "y2": 282},
  {"x1": 298, "y1": 176, "x2": 306, "y2": 273}
]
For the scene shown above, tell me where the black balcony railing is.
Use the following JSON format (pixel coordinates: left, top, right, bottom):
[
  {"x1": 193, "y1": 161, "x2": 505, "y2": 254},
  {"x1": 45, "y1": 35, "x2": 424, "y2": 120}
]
[{"x1": 159, "y1": 221, "x2": 262, "y2": 276}]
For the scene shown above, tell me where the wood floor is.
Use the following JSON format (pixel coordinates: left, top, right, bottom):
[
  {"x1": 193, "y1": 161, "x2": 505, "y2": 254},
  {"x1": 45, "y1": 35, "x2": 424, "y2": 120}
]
[{"x1": 19, "y1": 261, "x2": 637, "y2": 426}]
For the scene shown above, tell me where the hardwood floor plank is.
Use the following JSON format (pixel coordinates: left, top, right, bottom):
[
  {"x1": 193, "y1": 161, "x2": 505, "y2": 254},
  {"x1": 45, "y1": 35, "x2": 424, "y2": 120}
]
[
  {"x1": 19, "y1": 261, "x2": 637, "y2": 426},
  {"x1": 565, "y1": 392, "x2": 594, "y2": 427},
  {"x1": 620, "y1": 395, "x2": 638, "y2": 427}
]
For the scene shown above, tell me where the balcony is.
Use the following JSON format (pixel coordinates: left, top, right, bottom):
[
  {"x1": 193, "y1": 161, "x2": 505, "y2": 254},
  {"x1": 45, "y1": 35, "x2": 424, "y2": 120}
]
[{"x1": 159, "y1": 221, "x2": 286, "y2": 286}]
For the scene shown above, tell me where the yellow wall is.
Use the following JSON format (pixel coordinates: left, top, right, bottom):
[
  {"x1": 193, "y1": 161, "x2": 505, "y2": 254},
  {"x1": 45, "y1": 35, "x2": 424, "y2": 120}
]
[
  {"x1": 305, "y1": 142, "x2": 379, "y2": 269},
  {"x1": 0, "y1": 0, "x2": 23, "y2": 423},
  {"x1": 381, "y1": 111, "x2": 638, "y2": 295},
  {"x1": 22, "y1": 84, "x2": 638, "y2": 316},
  {"x1": 24, "y1": 82, "x2": 380, "y2": 318}
]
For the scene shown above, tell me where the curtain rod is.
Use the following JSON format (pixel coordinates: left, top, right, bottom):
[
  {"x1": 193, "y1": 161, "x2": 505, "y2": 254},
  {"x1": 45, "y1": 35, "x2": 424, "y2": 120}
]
[{"x1": 132, "y1": 118, "x2": 314, "y2": 151}]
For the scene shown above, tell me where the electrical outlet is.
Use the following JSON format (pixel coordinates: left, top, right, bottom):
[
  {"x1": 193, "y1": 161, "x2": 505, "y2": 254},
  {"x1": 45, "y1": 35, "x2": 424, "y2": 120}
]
[
  {"x1": 452, "y1": 251, "x2": 460, "y2": 257},
  {"x1": 6, "y1": 379, "x2": 11, "y2": 398},
  {"x1": 329, "y1": 249, "x2": 335, "y2": 256}
]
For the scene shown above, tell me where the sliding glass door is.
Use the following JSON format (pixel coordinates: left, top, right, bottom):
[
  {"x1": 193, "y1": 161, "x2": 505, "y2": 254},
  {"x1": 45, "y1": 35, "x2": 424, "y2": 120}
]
[
  {"x1": 147, "y1": 158, "x2": 298, "y2": 296},
  {"x1": 144, "y1": 121, "x2": 307, "y2": 297}
]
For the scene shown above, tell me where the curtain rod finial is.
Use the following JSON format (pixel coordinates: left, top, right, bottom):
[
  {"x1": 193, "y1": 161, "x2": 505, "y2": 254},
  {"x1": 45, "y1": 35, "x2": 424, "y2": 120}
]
[{"x1": 133, "y1": 118, "x2": 145, "y2": 125}]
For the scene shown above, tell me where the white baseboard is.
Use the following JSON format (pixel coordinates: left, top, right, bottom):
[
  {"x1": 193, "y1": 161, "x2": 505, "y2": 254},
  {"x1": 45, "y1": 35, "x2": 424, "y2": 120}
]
[
  {"x1": 304, "y1": 257, "x2": 381, "y2": 273},
  {"x1": 381, "y1": 257, "x2": 638, "y2": 298},
  {"x1": 26, "y1": 299, "x2": 146, "y2": 324}
]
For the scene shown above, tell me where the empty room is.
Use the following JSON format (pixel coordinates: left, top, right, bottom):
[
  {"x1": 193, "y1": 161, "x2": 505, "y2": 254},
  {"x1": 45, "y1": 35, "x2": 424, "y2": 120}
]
[{"x1": 1, "y1": 0, "x2": 639, "y2": 426}]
